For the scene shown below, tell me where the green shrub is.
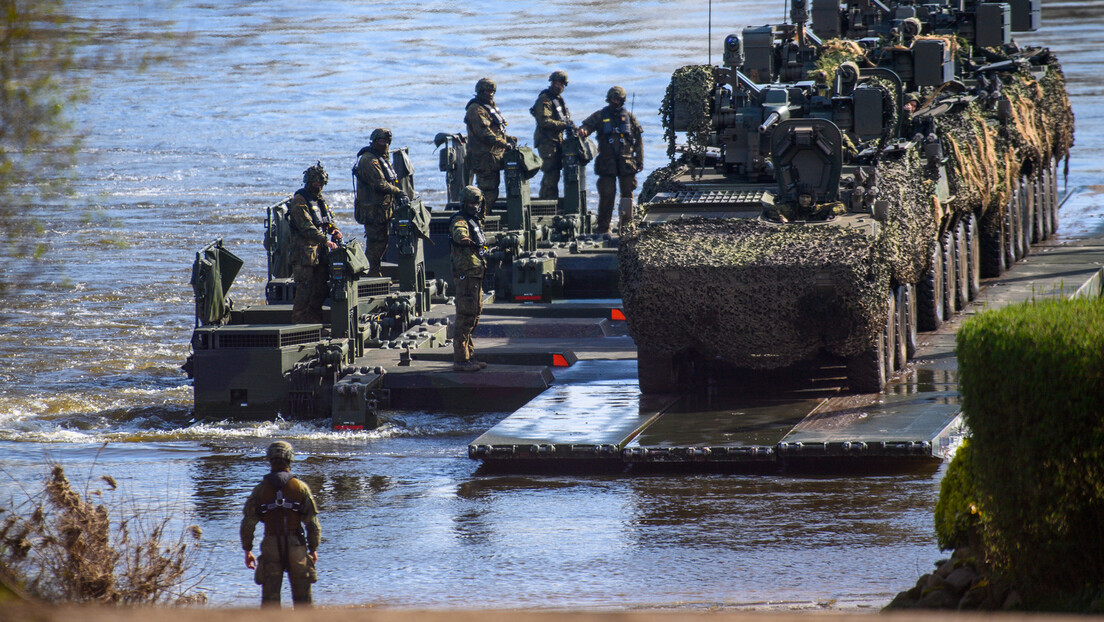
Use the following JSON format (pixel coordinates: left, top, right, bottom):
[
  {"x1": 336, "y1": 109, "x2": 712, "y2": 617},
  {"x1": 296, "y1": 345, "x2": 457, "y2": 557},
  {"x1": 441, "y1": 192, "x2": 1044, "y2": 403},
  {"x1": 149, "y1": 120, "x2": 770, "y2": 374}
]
[
  {"x1": 955, "y1": 296, "x2": 1104, "y2": 608},
  {"x1": 934, "y1": 439, "x2": 982, "y2": 551}
]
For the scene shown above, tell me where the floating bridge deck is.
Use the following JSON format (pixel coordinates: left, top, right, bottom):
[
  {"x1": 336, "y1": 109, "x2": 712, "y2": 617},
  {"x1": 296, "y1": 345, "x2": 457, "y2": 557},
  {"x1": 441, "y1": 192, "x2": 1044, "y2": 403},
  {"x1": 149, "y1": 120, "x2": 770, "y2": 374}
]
[{"x1": 465, "y1": 231, "x2": 1104, "y2": 472}]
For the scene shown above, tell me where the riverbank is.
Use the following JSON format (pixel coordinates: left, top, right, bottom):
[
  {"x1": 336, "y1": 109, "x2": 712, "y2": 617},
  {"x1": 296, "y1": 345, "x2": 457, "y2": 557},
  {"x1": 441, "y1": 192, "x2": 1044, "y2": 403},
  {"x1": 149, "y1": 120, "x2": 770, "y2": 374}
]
[{"x1": 3, "y1": 605, "x2": 1104, "y2": 622}]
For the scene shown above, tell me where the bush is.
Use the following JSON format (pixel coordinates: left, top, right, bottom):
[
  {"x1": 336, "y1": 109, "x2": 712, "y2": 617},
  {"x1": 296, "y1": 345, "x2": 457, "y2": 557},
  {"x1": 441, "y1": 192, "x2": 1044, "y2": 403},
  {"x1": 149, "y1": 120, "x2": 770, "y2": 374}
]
[
  {"x1": 0, "y1": 460, "x2": 206, "y2": 605},
  {"x1": 934, "y1": 439, "x2": 982, "y2": 551},
  {"x1": 954, "y1": 296, "x2": 1104, "y2": 608}
]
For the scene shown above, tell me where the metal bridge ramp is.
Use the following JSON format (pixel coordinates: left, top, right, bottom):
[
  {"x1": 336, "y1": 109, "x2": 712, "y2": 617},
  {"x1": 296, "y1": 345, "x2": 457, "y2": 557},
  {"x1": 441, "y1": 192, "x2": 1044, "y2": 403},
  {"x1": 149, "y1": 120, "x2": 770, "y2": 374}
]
[{"x1": 467, "y1": 360, "x2": 679, "y2": 462}]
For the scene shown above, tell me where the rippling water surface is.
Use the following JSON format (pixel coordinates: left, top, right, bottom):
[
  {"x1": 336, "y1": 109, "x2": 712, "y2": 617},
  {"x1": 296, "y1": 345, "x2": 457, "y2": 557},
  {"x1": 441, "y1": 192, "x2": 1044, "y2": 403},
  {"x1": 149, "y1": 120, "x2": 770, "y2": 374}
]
[{"x1": 1, "y1": 0, "x2": 1101, "y2": 609}]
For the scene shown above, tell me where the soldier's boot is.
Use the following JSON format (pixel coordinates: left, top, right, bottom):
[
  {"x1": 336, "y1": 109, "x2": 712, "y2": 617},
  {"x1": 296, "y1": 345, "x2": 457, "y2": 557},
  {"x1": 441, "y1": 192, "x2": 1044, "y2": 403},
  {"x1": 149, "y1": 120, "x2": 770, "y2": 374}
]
[
  {"x1": 470, "y1": 359, "x2": 489, "y2": 369},
  {"x1": 453, "y1": 360, "x2": 481, "y2": 372}
]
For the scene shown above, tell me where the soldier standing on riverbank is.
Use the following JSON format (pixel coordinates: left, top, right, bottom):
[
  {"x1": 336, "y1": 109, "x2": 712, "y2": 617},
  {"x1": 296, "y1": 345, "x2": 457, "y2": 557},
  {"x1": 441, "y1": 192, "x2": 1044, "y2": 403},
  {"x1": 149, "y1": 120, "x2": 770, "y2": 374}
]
[
  {"x1": 465, "y1": 78, "x2": 516, "y2": 212},
  {"x1": 450, "y1": 186, "x2": 489, "y2": 372},
  {"x1": 531, "y1": 70, "x2": 572, "y2": 200},
  {"x1": 241, "y1": 441, "x2": 321, "y2": 608},
  {"x1": 354, "y1": 128, "x2": 404, "y2": 277},
  {"x1": 289, "y1": 163, "x2": 342, "y2": 323},
  {"x1": 577, "y1": 86, "x2": 644, "y2": 234}
]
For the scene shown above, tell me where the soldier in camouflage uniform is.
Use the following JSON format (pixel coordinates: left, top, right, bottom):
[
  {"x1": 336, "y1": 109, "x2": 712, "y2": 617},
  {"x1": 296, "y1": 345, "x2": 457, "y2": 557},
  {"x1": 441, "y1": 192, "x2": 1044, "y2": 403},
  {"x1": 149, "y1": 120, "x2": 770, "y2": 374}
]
[
  {"x1": 354, "y1": 128, "x2": 405, "y2": 277},
  {"x1": 289, "y1": 162, "x2": 342, "y2": 324},
  {"x1": 450, "y1": 186, "x2": 489, "y2": 373},
  {"x1": 241, "y1": 441, "x2": 321, "y2": 608},
  {"x1": 464, "y1": 78, "x2": 516, "y2": 212},
  {"x1": 578, "y1": 86, "x2": 644, "y2": 234},
  {"x1": 530, "y1": 70, "x2": 572, "y2": 200}
]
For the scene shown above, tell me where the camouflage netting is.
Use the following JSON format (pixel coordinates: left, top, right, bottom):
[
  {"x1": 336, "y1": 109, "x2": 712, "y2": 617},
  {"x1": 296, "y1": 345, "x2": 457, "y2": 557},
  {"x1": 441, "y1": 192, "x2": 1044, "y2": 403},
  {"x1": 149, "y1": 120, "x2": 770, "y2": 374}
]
[
  {"x1": 941, "y1": 55, "x2": 1074, "y2": 230},
  {"x1": 619, "y1": 218, "x2": 891, "y2": 366},
  {"x1": 660, "y1": 65, "x2": 714, "y2": 166},
  {"x1": 812, "y1": 39, "x2": 868, "y2": 84},
  {"x1": 622, "y1": 50, "x2": 1074, "y2": 370}
]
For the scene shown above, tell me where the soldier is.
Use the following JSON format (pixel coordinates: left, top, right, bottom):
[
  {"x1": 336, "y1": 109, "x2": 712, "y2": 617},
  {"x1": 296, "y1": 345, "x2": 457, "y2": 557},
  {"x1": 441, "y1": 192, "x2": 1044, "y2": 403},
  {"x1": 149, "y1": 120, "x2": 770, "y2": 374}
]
[
  {"x1": 530, "y1": 70, "x2": 572, "y2": 200},
  {"x1": 578, "y1": 86, "x2": 644, "y2": 234},
  {"x1": 354, "y1": 128, "x2": 405, "y2": 277},
  {"x1": 464, "y1": 78, "x2": 516, "y2": 211},
  {"x1": 450, "y1": 186, "x2": 489, "y2": 372},
  {"x1": 289, "y1": 162, "x2": 342, "y2": 324},
  {"x1": 241, "y1": 441, "x2": 321, "y2": 608}
]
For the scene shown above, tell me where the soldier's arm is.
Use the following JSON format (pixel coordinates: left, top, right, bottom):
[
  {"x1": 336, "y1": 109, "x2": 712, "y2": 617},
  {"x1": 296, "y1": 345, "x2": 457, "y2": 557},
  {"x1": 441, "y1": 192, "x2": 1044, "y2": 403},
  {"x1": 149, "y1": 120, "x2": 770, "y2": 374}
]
[
  {"x1": 299, "y1": 482, "x2": 322, "y2": 553},
  {"x1": 536, "y1": 98, "x2": 567, "y2": 132},
  {"x1": 239, "y1": 483, "x2": 263, "y2": 552},
  {"x1": 361, "y1": 156, "x2": 404, "y2": 196},
  {"x1": 466, "y1": 106, "x2": 508, "y2": 149},
  {"x1": 288, "y1": 197, "x2": 328, "y2": 245},
  {"x1": 577, "y1": 110, "x2": 602, "y2": 137},
  {"x1": 632, "y1": 114, "x2": 645, "y2": 169},
  {"x1": 451, "y1": 219, "x2": 474, "y2": 246}
]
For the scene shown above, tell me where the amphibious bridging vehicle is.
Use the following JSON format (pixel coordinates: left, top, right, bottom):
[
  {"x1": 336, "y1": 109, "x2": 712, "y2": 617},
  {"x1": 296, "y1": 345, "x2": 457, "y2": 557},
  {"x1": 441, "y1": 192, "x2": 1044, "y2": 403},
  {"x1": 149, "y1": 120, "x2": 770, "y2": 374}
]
[{"x1": 622, "y1": 0, "x2": 1073, "y2": 394}]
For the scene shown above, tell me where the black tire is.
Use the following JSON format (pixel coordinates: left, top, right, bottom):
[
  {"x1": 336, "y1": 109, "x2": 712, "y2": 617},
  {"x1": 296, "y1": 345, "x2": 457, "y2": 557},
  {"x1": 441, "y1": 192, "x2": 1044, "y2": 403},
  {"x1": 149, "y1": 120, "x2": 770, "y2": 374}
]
[
  {"x1": 847, "y1": 328, "x2": 886, "y2": 394},
  {"x1": 954, "y1": 219, "x2": 969, "y2": 311},
  {"x1": 884, "y1": 294, "x2": 897, "y2": 375},
  {"x1": 894, "y1": 285, "x2": 910, "y2": 369},
  {"x1": 979, "y1": 209, "x2": 1006, "y2": 278},
  {"x1": 1050, "y1": 162, "x2": 1060, "y2": 235},
  {"x1": 1020, "y1": 182, "x2": 1029, "y2": 259},
  {"x1": 637, "y1": 350, "x2": 680, "y2": 394},
  {"x1": 902, "y1": 283, "x2": 918, "y2": 359},
  {"x1": 918, "y1": 241, "x2": 943, "y2": 332},
  {"x1": 941, "y1": 232, "x2": 956, "y2": 321},
  {"x1": 965, "y1": 213, "x2": 980, "y2": 300}
]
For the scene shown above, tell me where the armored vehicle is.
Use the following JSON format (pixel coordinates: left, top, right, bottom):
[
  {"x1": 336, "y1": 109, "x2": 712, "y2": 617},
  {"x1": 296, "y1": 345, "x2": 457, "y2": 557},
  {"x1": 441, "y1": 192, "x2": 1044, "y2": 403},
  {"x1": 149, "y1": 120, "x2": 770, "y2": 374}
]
[{"x1": 622, "y1": 0, "x2": 1073, "y2": 393}]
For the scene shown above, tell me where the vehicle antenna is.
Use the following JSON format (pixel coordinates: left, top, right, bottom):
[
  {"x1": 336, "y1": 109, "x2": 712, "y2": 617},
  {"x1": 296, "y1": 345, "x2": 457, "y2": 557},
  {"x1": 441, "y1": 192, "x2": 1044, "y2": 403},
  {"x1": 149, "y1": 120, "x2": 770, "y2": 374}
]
[{"x1": 708, "y1": 0, "x2": 712, "y2": 66}]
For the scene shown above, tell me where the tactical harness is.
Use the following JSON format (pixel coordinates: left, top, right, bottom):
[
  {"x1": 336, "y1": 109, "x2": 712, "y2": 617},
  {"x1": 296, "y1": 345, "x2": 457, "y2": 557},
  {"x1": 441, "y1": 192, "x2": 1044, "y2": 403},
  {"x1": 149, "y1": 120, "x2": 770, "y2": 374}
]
[
  {"x1": 467, "y1": 98, "x2": 507, "y2": 129},
  {"x1": 354, "y1": 147, "x2": 398, "y2": 183},
  {"x1": 256, "y1": 472, "x2": 307, "y2": 571},
  {"x1": 600, "y1": 106, "x2": 635, "y2": 146},
  {"x1": 531, "y1": 90, "x2": 570, "y2": 124},
  {"x1": 449, "y1": 211, "x2": 487, "y2": 259},
  {"x1": 289, "y1": 189, "x2": 335, "y2": 234}
]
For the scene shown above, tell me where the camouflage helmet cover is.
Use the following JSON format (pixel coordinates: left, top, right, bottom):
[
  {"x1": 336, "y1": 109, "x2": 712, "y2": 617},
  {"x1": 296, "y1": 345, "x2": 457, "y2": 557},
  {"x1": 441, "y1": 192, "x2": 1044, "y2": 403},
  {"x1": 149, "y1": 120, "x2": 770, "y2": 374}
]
[
  {"x1": 460, "y1": 185, "x2": 483, "y2": 204},
  {"x1": 303, "y1": 161, "x2": 328, "y2": 186},
  {"x1": 475, "y1": 77, "x2": 496, "y2": 94},
  {"x1": 370, "y1": 128, "x2": 393, "y2": 142},
  {"x1": 549, "y1": 70, "x2": 569, "y2": 85},
  {"x1": 606, "y1": 86, "x2": 627, "y2": 103},
  {"x1": 266, "y1": 441, "x2": 294, "y2": 462}
]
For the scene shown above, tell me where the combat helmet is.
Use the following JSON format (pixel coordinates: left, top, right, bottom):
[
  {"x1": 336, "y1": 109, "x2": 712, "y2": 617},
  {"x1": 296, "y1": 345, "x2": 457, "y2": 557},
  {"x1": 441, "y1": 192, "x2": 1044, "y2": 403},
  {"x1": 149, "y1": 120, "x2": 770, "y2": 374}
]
[
  {"x1": 370, "y1": 128, "x2": 392, "y2": 142},
  {"x1": 266, "y1": 441, "x2": 294, "y2": 462},
  {"x1": 302, "y1": 161, "x2": 328, "y2": 186},
  {"x1": 549, "y1": 70, "x2": 569, "y2": 86},
  {"x1": 475, "y1": 78, "x2": 496, "y2": 94},
  {"x1": 606, "y1": 86, "x2": 627, "y2": 103},
  {"x1": 460, "y1": 185, "x2": 483, "y2": 206}
]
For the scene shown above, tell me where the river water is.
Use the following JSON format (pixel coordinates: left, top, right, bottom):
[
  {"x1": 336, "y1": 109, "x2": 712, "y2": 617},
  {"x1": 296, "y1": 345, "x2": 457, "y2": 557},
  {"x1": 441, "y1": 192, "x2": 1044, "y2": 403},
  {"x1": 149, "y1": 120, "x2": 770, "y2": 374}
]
[{"x1": 1, "y1": 0, "x2": 1102, "y2": 610}]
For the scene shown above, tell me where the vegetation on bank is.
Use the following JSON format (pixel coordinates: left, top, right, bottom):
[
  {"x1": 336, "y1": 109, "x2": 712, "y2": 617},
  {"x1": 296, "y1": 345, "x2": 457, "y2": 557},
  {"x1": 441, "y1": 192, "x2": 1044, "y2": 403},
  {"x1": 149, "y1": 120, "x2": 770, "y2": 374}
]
[
  {"x1": 892, "y1": 295, "x2": 1104, "y2": 611},
  {"x1": 0, "y1": 460, "x2": 206, "y2": 605}
]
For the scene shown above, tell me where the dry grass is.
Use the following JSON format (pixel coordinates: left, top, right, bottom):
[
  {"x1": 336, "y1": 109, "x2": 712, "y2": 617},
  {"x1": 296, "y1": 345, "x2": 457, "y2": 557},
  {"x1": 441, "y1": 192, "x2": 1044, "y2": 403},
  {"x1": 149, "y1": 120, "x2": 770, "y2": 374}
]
[{"x1": 0, "y1": 456, "x2": 206, "y2": 606}]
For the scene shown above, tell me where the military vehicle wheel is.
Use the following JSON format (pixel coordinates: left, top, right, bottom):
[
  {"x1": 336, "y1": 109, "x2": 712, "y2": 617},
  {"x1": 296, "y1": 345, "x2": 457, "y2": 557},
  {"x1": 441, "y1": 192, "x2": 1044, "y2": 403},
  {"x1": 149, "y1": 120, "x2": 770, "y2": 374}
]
[
  {"x1": 953, "y1": 219, "x2": 969, "y2": 310},
  {"x1": 1049, "y1": 162, "x2": 1060, "y2": 235},
  {"x1": 1032, "y1": 173, "x2": 1045, "y2": 243},
  {"x1": 637, "y1": 350, "x2": 680, "y2": 394},
  {"x1": 964, "y1": 214, "x2": 980, "y2": 301},
  {"x1": 940, "y1": 232, "x2": 956, "y2": 321},
  {"x1": 896, "y1": 284, "x2": 915, "y2": 365},
  {"x1": 1006, "y1": 192, "x2": 1021, "y2": 265},
  {"x1": 1021, "y1": 175, "x2": 1034, "y2": 254},
  {"x1": 979, "y1": 209, "x2": 1006, "y2": 278},
  {"x1": 847, "y1": 326, "x2": 886, "y2": 394},
  {"x1": 883, "y1": 294, "x2": 897, "y2": 375},
  {"x1": 917, "y1": 241, "x2": 943, "y2": 332},
  {"x1": 1038, "y1": 171, "x2": 1052, "y2": 240}
]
